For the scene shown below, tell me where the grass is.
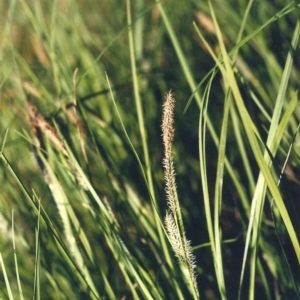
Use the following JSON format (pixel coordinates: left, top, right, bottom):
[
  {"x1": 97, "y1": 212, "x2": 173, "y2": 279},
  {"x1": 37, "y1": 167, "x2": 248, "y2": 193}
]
[{"x1": 0, "y1": 0, "x2": 300, "y2": 299}]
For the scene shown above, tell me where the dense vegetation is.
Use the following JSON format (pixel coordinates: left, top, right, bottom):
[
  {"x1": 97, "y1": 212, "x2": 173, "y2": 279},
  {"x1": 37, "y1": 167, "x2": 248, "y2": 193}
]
[{"x1": 0, "y1": 0, "x2": 299, "y2": 299}]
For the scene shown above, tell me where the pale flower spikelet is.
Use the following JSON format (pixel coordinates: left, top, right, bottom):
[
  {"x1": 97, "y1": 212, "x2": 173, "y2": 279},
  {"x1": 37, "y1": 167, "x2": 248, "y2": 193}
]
[
  {"x1": 162, "y1": 91, "x2": 177, "y2": 216},
  {"x1": 161, "y1": 91, "x2": 198, "y2": 297},
  {"x1": 27, "y1": 100, "x2": 88, "y2": 190}
]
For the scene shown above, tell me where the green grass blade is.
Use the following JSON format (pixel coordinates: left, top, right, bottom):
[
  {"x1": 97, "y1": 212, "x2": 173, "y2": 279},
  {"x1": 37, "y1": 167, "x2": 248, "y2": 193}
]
[
  {"x1": 126, "y1": 0, "x2": 172, "y2": 267},
  {"x1": 0, "y1": 253, "x2": 14, "y2": 300},
  {"x1": 12, "y1": 211, "x2": 24, "y2": 300},
  {"x1": 205, "y1": 2, "x2": 300, "y2": 299},
  {"x1": 213, "y1": 89, "x2": 232, "y2": 299}
]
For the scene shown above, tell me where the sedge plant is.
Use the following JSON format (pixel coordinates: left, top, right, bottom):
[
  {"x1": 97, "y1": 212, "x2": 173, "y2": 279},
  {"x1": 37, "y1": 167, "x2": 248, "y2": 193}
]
[{"x1": 0, "y1": 0, "x2": 300, "y2": 299}]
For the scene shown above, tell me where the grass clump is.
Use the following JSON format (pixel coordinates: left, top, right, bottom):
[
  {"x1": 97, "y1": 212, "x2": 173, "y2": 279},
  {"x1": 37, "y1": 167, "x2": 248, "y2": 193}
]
[{"x1": 0, "y1": 0, "x2": 300, "y2": 299}]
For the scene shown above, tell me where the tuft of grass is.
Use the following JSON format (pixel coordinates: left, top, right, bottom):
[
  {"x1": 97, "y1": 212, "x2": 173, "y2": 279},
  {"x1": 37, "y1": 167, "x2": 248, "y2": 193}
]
[{"x1": 1, "y1": 0, "x2": 300, "y2": 299}]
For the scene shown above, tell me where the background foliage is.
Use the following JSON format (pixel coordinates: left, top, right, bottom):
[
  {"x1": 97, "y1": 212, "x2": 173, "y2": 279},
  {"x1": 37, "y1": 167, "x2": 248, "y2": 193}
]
[{"x1": 0, "y1": 0, "x2": 300, "y2": 299}]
